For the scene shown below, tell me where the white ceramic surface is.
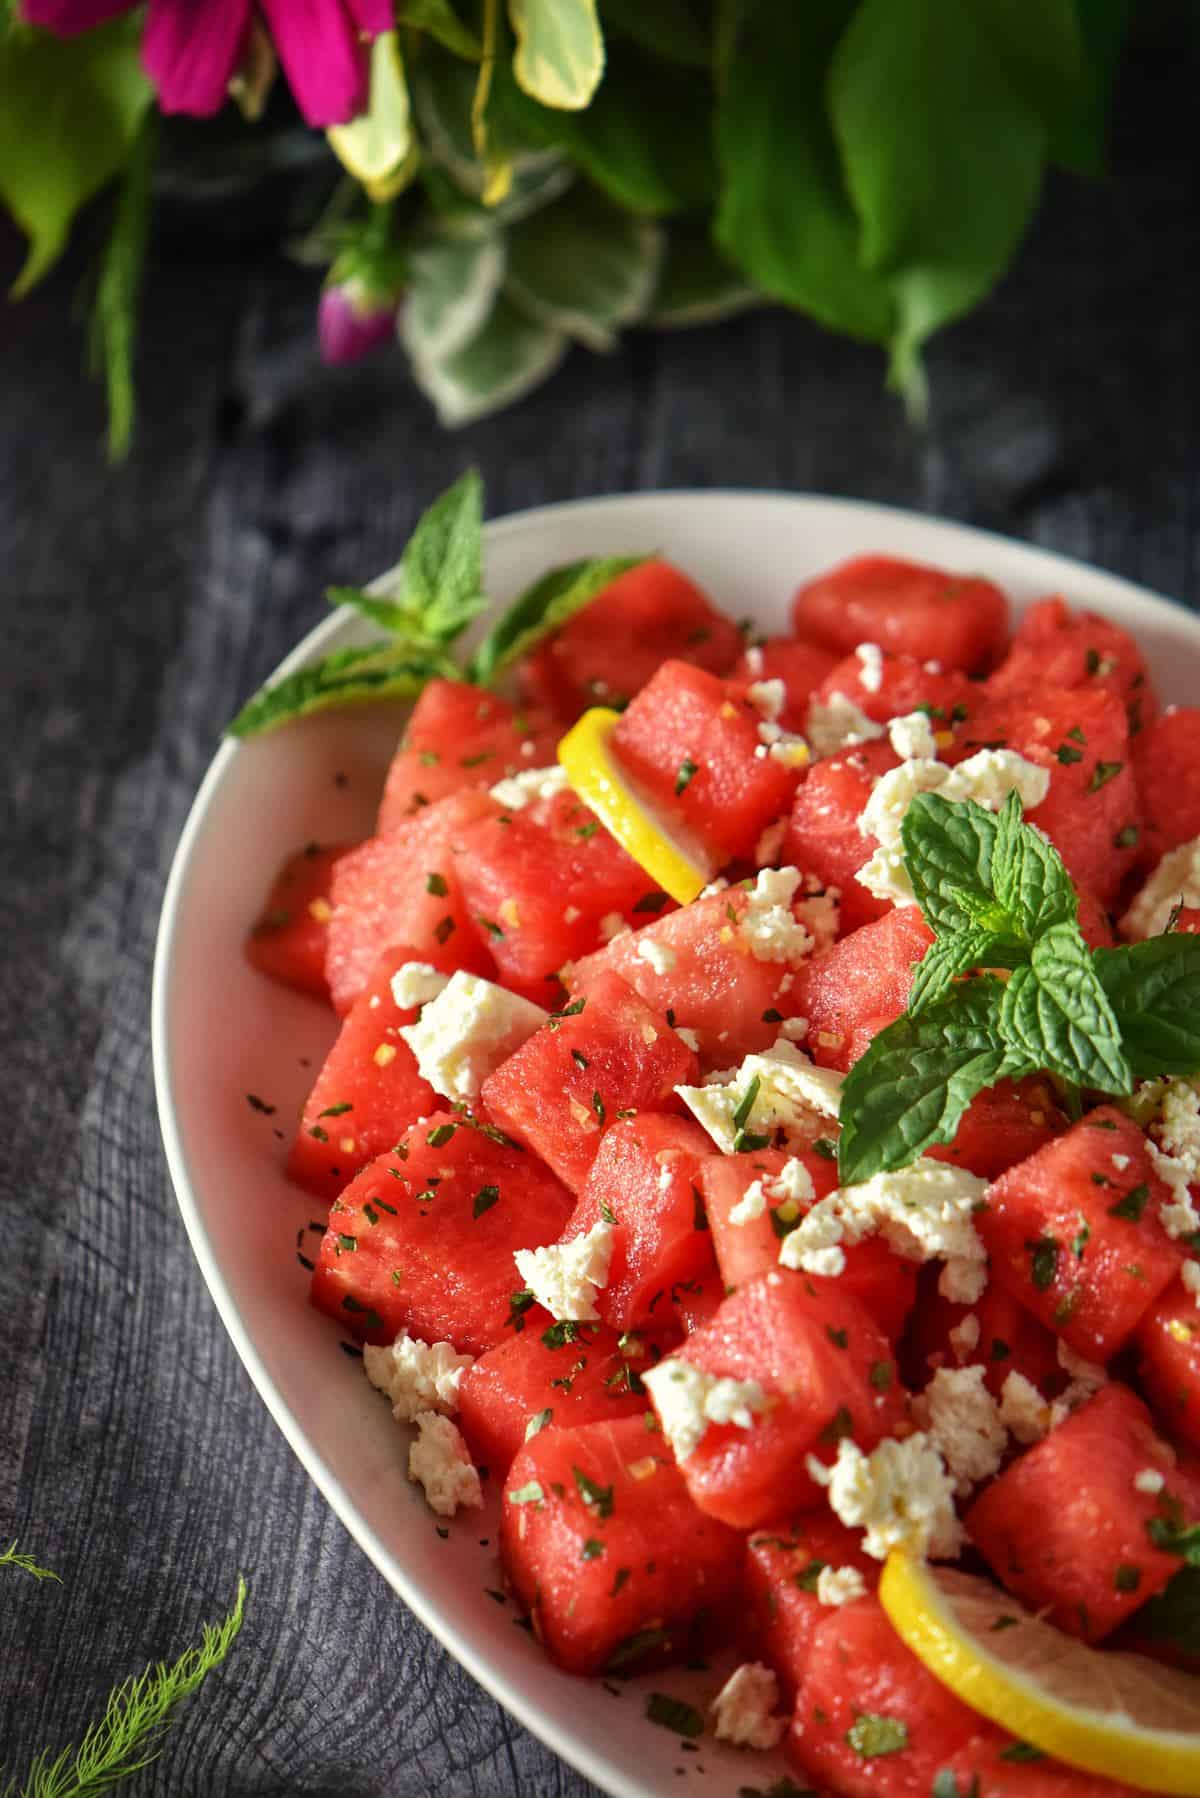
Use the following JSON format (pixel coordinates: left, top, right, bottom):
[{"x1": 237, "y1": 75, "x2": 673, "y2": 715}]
[{"x1": 153, "y1": 491, "x2": 1200, "y2": 1797}]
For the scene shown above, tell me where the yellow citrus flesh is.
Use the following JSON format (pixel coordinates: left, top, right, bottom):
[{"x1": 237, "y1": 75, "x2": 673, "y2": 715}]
[
  {"x1": 880, "y1": 1554, "x2": 1200, "y2": 1795},
  {"x1": 556, "y1": 708, "x2": 711, "y2": 907}
]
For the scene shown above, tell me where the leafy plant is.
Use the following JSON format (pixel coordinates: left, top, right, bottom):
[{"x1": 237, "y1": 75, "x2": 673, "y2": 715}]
[
  {"x1": 0, "y1": 1, "x2": 1134, "y2": 451},
  {"x1": 0, "y1": 1541, "x2": 61, "y2": 1583}
]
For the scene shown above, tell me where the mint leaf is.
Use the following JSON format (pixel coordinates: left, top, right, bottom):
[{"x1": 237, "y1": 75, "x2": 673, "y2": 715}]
[
  {"x1": 468, "y1": 553, "x2": 649, "y2": 685},
  {"x1": 1094, "y1": 935, "x2": 1200, "y2": 1079},
  {"x1": 714, "y1": 1, "x2": 893, "y2": 343},
  {"x1": 227, "y1": 642, "x2": 446, "y2": 738},
  {"x1": 837, "y1": 979, "x2": 1018, "y2": 1184},
  {"x1": 989, "y1": 789, "x2": 1078, "y2": 936},
  {"x1": 907, "y1": 928, "x2": 1021, "y2": 1016},
  {"x1": 401, "y1": 468, "x2": 487, "y2": 642},
  {"x1": 901, "y1": 793, "x2": 1014, "y2": 941},
  {"x1": 999, "y1": 926, "x2": 1130, "y2": 1096}
]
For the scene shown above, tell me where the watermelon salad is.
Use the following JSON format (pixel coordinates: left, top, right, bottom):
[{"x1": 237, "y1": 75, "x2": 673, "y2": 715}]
[{"x1": 236, "y1": 480, "x2": 1200, "y2": 1795}]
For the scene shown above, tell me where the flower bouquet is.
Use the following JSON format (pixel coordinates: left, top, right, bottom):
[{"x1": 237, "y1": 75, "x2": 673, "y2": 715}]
[{"x1": 0, "y1": 1, "x2": 1128, "y2": 454}]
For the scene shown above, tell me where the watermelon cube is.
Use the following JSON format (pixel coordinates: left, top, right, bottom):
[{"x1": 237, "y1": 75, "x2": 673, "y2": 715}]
[
  {"x1": 457, "y1": 1315, "x2": 648, "y2": 1478},
  {"x1": 904, "y1": 1267, "x2": 1063, "y2": 1403},
  {"x1": 377, "y1": 679, "x2": 559, "y2": 831},
  {"x1": 743, "y1": 1511, "x2": 877, "y2": 1698},
  {"x1": 310, "y1": 1110, "x2": 573, "y2": 1355},
  {"x1": 565, "y1": 1113, "x2": 717, "y2": 1333},
  {"x1": 731, "y1": 636, "x2": 839, "y2": 729},
  {"x1": 926, "y1": 1076, "x2": 1066, "y2": 1182},
  {"x1": 938, "y1": 1734, "x2": 1147, "y2": 1796},
  {"x1": 500, "y1": 1415, "x2": 743, "y2": 1674},
  {"x1": 610, "y1": 660, "x2": 802, "y2": 867},
  {"x1": 245, "y1": 841, "x2": 353, "y2": 1002},
  {"x1": 1132, "y1": 706, "x2": 1200, "y2": 866},
  {"x1": 518, "y1": 559, "x2": 743, "y2": 723},
  {"x1": 481, "y1": 970, "x2": 699, "y2": 1193},
  {"x1": 977, "y1": 1106, "x2": 1185, "y2": 1363},
  {"x1": 782, "y1": 739, "x2": 900, "y2": 936},
  {"x1": 809, "y1": 646, "x2": 975, "y2": 733},
  {"x1": 1137, "y1": 1277, "x2": 1200, "y2": 1451},
  {"x1": 987, "y1": 596, "x2": 1158, "y2": 738},
  {"x1": 789, "y1": 906, "x2": 934, "y2": 1072},
  {"x1": 965, "y1": 1383, "x2": 1195, "y2": 1641},
  {"x1": 650, "y1": 1271, "x2": 908, "y2": 1528},
  {"x1": 325, "y1": 790, "x2": 497, "y2": 1013},
  {"x1": 790, "y1": 554, "x2": 1010, "y2": 673}
]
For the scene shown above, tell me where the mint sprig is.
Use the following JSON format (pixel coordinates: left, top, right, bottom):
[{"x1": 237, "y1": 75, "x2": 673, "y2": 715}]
[
  {"x1": 227, "y1": 468, "x2": 650, "y2": 738},
  {"x1": 838, "y1": 790, "x2": 1200, "y2": 1183}
]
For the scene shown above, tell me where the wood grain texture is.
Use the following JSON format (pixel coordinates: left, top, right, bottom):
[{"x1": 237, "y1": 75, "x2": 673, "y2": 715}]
[{"x1": 2, "y1": 41, "x2": 1199, "y2": 1795}]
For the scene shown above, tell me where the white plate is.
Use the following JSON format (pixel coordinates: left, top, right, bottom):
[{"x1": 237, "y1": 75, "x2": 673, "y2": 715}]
[{"x1": 153, "y1": 491, "x2": 1200, "y2": 1798}]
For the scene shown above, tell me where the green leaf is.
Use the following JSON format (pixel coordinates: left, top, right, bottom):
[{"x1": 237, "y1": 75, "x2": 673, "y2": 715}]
[
  {"x1": 837, "y1": 979, "x2": 1018, "y2": 1184},
  {"x1": 989, "y1": 788, "x2": 1079, "y2": 937},
  {"x1": 400, "y1": 467, "x2": 488, "y2": 642},
  {"x1": 401, "y1": 229, "x2": 508, "y2": 362},
  {"x1": 226, "y1": 642, "x2": 448, "y2": 738},
  {"x1": 509, "y1": 0, "x2": 606, "y2": 109},
  {"x1": 469, "y1": 552, "x2": 649, "y2": 685},
  {"x1": 906, "y1": 928, "x2": 1022, "y2": 1016},
  {"x1": 999, "y1": 926, "x2": 1130, "y2": 1096},
  {"x1": 1046, "y1": 0, "x2": 1133, "y2": 175},
  {"x1": 645, "y1": 1691, "x2": 705, "y2": 1737},
  {"x1": 497, "y1": 45, "x2": 714, "y2": 216},
  {"x1": 407, "y1": 288, "x2": 567, "y2": 426},
  {"x1": 86, "y1": 109, "x2": 155, "y2": 461},
  {"x1": 6, "y1": 1577, "x2": 245, "y2": 1798},
  {"x1": 412, "y1": 50, "x2": 563, "y2": 200},
  {"x1": 599, "y1": 0, "x2": 711, "y2": 68},
  {"x1": 1133, "y1": 1564, "x2": 1200, "y2": 1656},
  {"x1": 0, "y1": 1540, "x2": 61, "y2": 1583},
  {"x1": 400, "y1": 0, "x2": 482, "y2": 59},
  {"x1": 714, "y1": 0, "x2": 893, "y2": 343},
  {"x1": 901, "y1": 793, "x2": 1006, "y2": 940},
  {"x1": 648, "y1": 221, "x2": 761, "y2": 328},
  {"x1": 504, "y1": 183, "x2": 662, "y2": 349},
  {"x1": 0, "y1": 16, "x2": 152, "y2": 295},
  {"x1": 1094, "y1": 935, "x2": 1200, "y2": 1079},
  {"x1": 828, "y1": 0, "x2": 1046, "y2": 395},
  {"x1": 328, "y1": 31, "x2": 417, "y2": 203}
]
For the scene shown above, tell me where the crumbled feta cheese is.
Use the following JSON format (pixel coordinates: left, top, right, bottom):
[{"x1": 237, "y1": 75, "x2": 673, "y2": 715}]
[
  {"x1": 1134, "y1": 1468, "x2": 1166, "y2": 1495},
  {"x1": 489, "y1": 764, "x2": 570, "y2": 809},
  {"x1": 754, "y1": 718, "x2": 811, "y2": 768},
  {"x1": 710, "y1": 1662, "x2": 785, "y2": 1751},
  {"x1": 675, "y1": 1025, "x2": 701, "y2": 1053},
  {"x1": 391, "y1": 961, "x2": 452, "y2": 1011},
  {"x1": 744, "y1": 645, "x2": 765, "y2": 677},
  {"x1": 636, "y1": 937, "x2": 677, "y2": 976},
  {"x1": 738, "y1": 867, "x2": 815, "y2": 964},
  {"x1": 513, "y1": 1220, "x2": 613, "y2": 1323},
  {"x1": 781, "y1": 1016, "x2": 810, "y2": 1041},
  {"x1": 779, "y1": 1158, "x2": 987, "y2": 1303},
  {"x1": 1056, "y1": 1340, "x2": 1107, "y2": 1391},
  {"x1": 677, "y1": 1041, "x2": 843, "y2": 1154},
  {"x1": 1143, "y1": 1078, "x2": 1200, "y2": 1239},
  {"x1": 856, "y1": 642, "x2": 884, "y2": 693},
  {"x1": 643, "y1": 1357, "x2": 768, "y2": 1461},
  {"x1": 816, "y1": 1564, "x2": 868, "y2": 1607},
  {"x1": 729, "y1": 1180, "x2": 767, "y2": 1226},
  {"x1": 700, "y1": 878, "x2": 730, "y2": 898},
  {"x1": 888, "y1": 710, "x2": 939, "y2": 762},
  {"x1": 1112, "y1": 1153, "x2": 1131, "y2": 1172},
  {"x1": 920, "y1": 1365, "x2": 1007, "y2": 1495},
  {"x1": 1121, "y1": 835, "x2": 1200, "y2": 940},
  {"x1": 948, "y1": 1314, "x2": 980, "y2": 1360},
  {"x1": 563, "y1": 905, "x2": 582, "y2": 924},
  {"x1": 755, "y1": 816, "x2": 789, "y2": 867},
  {"x1": 998, "y1": 1371, "x2": 1051, "y2": 1445},
  {"x1": 1184, "y1": 1261, "x2": 1200, "y2": 1299},
  {"x1": 364, "y1": 1331, "x2": 473, "y2": 1421},
  {"x1": 400, "y1": 971, "x2": 547, "y2": 1101},
  {"x1": 408, "y1": 1411, "x2": 483, "y2": 1517},
  {"x1": 857, "y1": 750, "x2": 1051, "y2": 906},
  {"x1": 796, "y1": 890, "x2": 840, "y2": 953},
  {"x1": 807, "y1": 692, "x2": 886, "y2": 758},
  {"x1": 811, "y1": 1433, "x2": 962, "y2": 1561},
  {"x1": 730, "y1": 1157, "x2": 815, "y2": 1227},
  {"x1": 747, "y1": 678, "x2": 787, "y2": 722},
  {"x1": 599, "y1": 912, "x2": 628, "y2": 942}
]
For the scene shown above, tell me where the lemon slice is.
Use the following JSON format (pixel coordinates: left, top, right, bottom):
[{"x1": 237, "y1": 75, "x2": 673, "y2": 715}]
[
  {"x1": 556, "y1": 708, "x2": 710, "y2": 906},
  {"x1": 880, "y1": 1553, "x2": 1200, "y2": 1794}
]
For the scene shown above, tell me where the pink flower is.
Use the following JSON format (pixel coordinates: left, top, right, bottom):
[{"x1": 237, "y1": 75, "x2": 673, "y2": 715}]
[
  {"x1": 21, "y1": 0, "x2": 392, "y2": 126},
  {"x1": 317, "y1": 278, "x2": 398, "y2": 365}
]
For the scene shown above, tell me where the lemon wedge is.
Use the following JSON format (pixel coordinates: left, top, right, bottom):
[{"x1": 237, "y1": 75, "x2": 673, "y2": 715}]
[
  {"x1": 880, "y1": 1554, "x2": 1200, "y2": 1794},
  {"x1": 556, "y1": 708, "x2": 710, "y2": 906}
]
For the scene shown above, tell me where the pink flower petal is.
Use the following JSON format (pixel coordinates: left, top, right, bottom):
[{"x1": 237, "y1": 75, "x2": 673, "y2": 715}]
[
  {"x1": 19, "y1": 0, "x2": 136, "y2": 30},
  {"x1": 142, "y1": 0, "x2": 253, "y2": 117},
  {"x1": 318, "y1": 282, "x2": 397, "y2": 365},
  {"x1": 258, "y1": 0, "x2": 369, "y2": 127},
  {"x1": 345, "y1": 0, "x2": 394, "y2": 34}
]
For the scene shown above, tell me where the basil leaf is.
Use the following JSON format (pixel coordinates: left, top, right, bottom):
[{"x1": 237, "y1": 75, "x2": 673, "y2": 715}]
[
  {"x1": 226, "y1": 642, "x2": 444, "y2": 738},
  {"x1": 401, "y1": 467, "x2": 488, "y2": 643},
  {"x1": 714, "y1": 0, "x2": 893, "y2": 343},
  {"x1": 837, "y1": 979, "x2": 1018, "y2": 1184},
  {"x1": 999, "y1": 926, "x2": 1130, "y2": 1096},
  {"x1": 1093, "y1": 935, "x2": 1200, "y2": 1079},
  {"x1": 907, "y1": 928, "x2": 1024, "y2": 1016},
  {"x1": 989, "y1": 788, "x2": 1078, "y2": 936},
  {"x1": 468, "y1": 553, "x2": 649, "y2": 685}
]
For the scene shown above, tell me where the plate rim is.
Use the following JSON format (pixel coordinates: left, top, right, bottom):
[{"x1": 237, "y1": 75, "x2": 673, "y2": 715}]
[{"x1": 151, "y1": 486, "x2": 1198, "y2": 1797}]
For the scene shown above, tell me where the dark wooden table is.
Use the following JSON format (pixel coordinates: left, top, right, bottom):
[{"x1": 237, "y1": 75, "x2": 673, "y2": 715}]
[{"x1": 3, "y1": 39, "x2": 1198, "y2": 1796}]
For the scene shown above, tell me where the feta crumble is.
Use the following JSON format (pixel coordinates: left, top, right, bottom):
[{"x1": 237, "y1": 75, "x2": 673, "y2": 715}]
[
  {"x1": 675, "y1": 1025, "x2": 701, "y2": 1053},
  {"x1": 636, "y1": 936, "x2": 677, "y2": 977},
  {"x1": 363, "y1": 1331, "x2": 473, "y2": 1421},
  {"x1": 779, "y1": 1157, "x2": 988, "y2": 1303},
  {"x1": 728, "y1": 1157, "x2": 816, "y2": 1227},
  {"x1": 998, "y1": 1371, "x2": 1051, "y2": 1445},
  {"x1": 489, "y1": 764, "x2": 570, "y2": 809},
  {"x1": 810, "y1": 1433, "x2": 963, "y2": 1561},
  {"x1": 643, "y1": 1357, "x2": 768, "y2": 1461},
  {"x1": 1144, "y1": 1078, "x2": 1200, "y2": 1239},
  {"x1": 400, "y1": 971, "x2": 547, "y2": 1101},
  {"x1": 408, "y1": 1411, "x2": 483, "y2": 1517},
  {"x1": 1184, "y1": 1261, "x2": 1200, "y2": 1299},
  {"x1": 677, "y1": 1041, "x2": 843, "y2": 1154},
  {"x1": 710, "y1": 1662, "x2": 785, "y2": 1751},
  {"x1": 747, "y1": 678, "x2": 787, "y2": 722},
  {"x1": 887, "y1": 710, "x2": 938, "y2": 762},
  {"x1": 391, "y1": 961, "x2": 452, "y2": 1011},
  {"x1": 755, "y1": 816, "x2": 789, "y2": 867},
  {"x1": 920, "y1": 1365, "x2": 1007, "y2": 1495},
  {"x1": 1121, "y1": 835, "x2": 1200, "y2": 940},
  {"x1": 816, "y1": 1564, "x2": 868, "y2": 1607},
  {"x1": 738, "y1": 867, "x2": 815, "y2": 964},
  {"x1": 807, "y1": 692, "x2": 886, "y2": 758},
  {"x1": 599, "y1": 912, "x2": 628, "y2": 942},
  {"x1": 1134, "y1": 1468, "x2": 1166, "y2": 1495},
  {"x1": 856, "y1": 642, "x2": 884, "y2": 693},
  {"x1": 948, "y1": 1314, "x2": 980, "y2": 1360},
  {"x1": 857, "y1": 749, "x2": 1050, "y2": 906},
  {"x1": 513, "y1": 1220, "x2": 614, "y2": 1323}
]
